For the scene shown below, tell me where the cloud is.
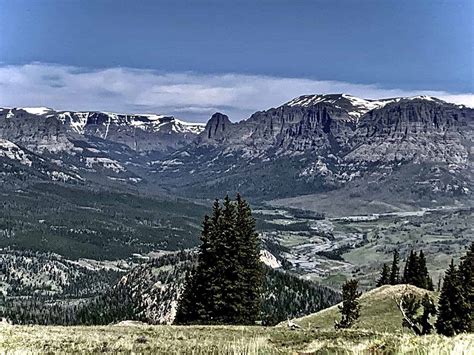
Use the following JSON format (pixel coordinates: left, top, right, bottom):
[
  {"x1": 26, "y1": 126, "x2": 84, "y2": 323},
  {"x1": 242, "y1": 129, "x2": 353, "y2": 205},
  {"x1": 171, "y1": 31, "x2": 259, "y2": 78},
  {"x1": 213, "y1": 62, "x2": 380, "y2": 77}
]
[{"x1": 0, "y1": 63, "x2": 472, "y2": 122}]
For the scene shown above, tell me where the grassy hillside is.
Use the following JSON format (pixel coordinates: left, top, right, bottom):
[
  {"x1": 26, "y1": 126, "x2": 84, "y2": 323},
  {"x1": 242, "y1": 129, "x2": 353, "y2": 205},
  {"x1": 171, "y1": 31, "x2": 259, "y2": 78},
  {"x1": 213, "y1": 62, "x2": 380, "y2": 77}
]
[
  {"x1": 286, "y1": 284, "x2": 438, "y2": 334},
  {"x1": 1, "y1": 324, "x2": 472, "y2": 354}
]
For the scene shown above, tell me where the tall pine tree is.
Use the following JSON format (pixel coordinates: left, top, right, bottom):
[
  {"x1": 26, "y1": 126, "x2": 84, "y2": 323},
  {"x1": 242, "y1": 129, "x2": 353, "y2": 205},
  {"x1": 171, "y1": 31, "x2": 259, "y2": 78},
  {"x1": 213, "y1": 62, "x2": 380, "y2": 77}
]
[
  {"x1": 335, "y1": 279, "x2": 361, "y2": 329},
  {"x1": 235, "y1": 194, "x2": 263, "y2": 324},
  {"x1": 435, "y1": 260, "x2": 469, "y2": 336},
  {"x1": 175, "y1": 212, "x2": 217, "y2": 324},
  {"x1": 376, "y1": 264, "x2": 390, "y2": 287},
  {"x1": 458, "y1": 243, "x2": 473, "y2": 332},
  {"x1": 417, "y1": 251, "x2": 434, "y2": 290},
  {"x1": 402, "y1": 250, "x2": 433, "y2": 290},
  {"x1": 389, "y1": 250, "x2": 400, "y2": 285},
  {"x1": 174, "y1": 195, "x2": 263, "y2": 325},
  {"x1": 403, "y1": 250, "x2": 418, "y2": 285}
]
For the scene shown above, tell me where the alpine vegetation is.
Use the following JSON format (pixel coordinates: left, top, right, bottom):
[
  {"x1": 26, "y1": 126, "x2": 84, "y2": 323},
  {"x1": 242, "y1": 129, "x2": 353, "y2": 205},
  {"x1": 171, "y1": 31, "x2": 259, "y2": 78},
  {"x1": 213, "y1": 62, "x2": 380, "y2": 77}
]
[{"x1": 174, "y1": 195, "x2": 263, "y2": 325}]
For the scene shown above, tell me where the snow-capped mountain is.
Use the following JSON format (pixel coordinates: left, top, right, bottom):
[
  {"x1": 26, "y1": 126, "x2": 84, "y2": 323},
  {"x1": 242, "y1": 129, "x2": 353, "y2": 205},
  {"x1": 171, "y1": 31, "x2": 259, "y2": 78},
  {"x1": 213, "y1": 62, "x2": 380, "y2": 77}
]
[
  {"x1": 196, "y1": 94, "x2": 471, "y2": 155},
  {"x1": 0, "y1": 107, "x2": 205, "y2": 153},
  {"x1": 285, "y1": 94, "x2": 395, "y2": 120},
  {"x1": 0, "y1": 94, "x2": 472, "y2": 205},
  {"x1": 0, "y1": 107, "x2": 205, "y2": 185}
]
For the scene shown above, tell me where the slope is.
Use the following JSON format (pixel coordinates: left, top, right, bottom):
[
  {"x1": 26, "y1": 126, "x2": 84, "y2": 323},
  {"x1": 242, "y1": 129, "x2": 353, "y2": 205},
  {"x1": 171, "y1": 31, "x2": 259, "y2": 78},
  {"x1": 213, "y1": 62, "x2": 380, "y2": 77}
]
[
  {"x1": 285, "y1": 284, "x2": 438, "y2": 333},
  {"x1": 2, "y1": 251, "x2": 341, "y2": 326}
]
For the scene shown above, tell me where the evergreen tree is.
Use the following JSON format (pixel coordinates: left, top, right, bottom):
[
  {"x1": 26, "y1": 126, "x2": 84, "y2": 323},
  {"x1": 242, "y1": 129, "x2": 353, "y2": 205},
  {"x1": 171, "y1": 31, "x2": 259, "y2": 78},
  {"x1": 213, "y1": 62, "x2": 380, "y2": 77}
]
[
  {"x1": 403, "y1": 250, "x2": 419, "y2": 285},
  {"x1": 335, "y1": 279, "x2": 361, "y2": 329},
  {"x1": 235, "y1": 194, "x2": 263, "y2": 324},
  {"x1": 376, "y1": 264, "x2": 390, "y2": 287},
  {"x1": 215, "y1": 196, "x2": 238, "y2": 323},
  {"x1": 175, "y1": 208, "x2": 219, "y2": 324},
  {"x1": 435, "y1": 260, "x2": 469, "y2": 336},
  {"x1": 416, "y1": 251, "x2": 433, "y2": 290},
  {"x1": 402, "y1": 250, "x2": 433, "y2": 290},
  {"x1": 173, "y1": 268, "x2": 197, "y2": 324},
  {"x1": 174, "y1": 195, "x2": 263, "y2": 325},
  {"x1": 458, "y1": 243, "x2": 474, "y2": 332},
  {"x1": 389, "y1": 250, "x2": 400, "y2": 285}
]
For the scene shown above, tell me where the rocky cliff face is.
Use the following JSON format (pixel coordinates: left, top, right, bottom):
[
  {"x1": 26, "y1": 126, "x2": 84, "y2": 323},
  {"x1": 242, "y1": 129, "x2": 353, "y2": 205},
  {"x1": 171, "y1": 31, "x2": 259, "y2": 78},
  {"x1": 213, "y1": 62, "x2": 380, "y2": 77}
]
[
  {"x1": 155, "y1": 94, "x2": 473, "y2": 202},
  {"x1": 347, "y1": 97, "x2": 473, "y2": 165},
  {"x1": 200, "y1": 112, "x2": 233, "y2": 142},
  {"x1": 0, "y1": 107, "x2": 205, "y2": 186},
  {"x1": 0, "y1": 107, "x2": 205, "y2": 154},
  {"x1": 197, "y1": 95, "x2": 472, "y2": 165},
  {"x1": 0, "y1": 108, "x2": 73, "y2": 153}
]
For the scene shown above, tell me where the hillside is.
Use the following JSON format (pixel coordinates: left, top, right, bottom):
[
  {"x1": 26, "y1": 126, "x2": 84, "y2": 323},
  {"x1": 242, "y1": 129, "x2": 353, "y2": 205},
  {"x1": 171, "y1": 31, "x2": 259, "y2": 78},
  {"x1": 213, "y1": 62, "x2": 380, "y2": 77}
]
[
  {"x1": 76, "y1": 252, "x2": 341, "y2": 326},
  {"x1": 1, "y1": 251, "x2": 341, "y2": 326},
  {"x1": 285, "y1": 284, "x2": 438, "y2": 333}
]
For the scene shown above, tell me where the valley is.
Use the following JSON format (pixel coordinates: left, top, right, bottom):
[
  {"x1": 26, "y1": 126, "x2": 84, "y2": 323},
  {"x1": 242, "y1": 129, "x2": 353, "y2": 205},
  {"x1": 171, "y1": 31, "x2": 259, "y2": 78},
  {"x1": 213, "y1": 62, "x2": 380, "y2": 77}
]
[
  {"x1": 257, "y1": 204, "x2": 472, "y2": 289},
  {"x1": 1, "y1": 1, "x2": 473, "y2": 352}
]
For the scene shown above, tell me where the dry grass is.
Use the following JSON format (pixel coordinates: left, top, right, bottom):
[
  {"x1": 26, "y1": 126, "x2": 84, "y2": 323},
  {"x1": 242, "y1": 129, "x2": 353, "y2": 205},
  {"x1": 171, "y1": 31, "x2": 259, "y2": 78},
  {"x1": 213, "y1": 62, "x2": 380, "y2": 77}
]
[{"x1": 1, "y1": 324, "x2": 472, "y2": 354}]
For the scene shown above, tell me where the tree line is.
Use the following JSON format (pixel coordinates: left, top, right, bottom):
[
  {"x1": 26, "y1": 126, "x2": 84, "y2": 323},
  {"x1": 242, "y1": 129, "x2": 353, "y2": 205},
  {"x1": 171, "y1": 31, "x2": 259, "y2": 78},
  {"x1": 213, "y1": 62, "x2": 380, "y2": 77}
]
[{"x1": 376, "y1": 249, "x2": 433, "y2": 290}]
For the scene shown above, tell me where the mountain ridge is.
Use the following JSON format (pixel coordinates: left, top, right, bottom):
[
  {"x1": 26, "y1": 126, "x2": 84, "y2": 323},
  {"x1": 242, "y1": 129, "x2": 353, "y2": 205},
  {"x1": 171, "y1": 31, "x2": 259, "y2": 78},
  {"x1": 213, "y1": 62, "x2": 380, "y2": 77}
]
[{"x1": 1, "y1": 94, "x2": 472, "y2": 204}]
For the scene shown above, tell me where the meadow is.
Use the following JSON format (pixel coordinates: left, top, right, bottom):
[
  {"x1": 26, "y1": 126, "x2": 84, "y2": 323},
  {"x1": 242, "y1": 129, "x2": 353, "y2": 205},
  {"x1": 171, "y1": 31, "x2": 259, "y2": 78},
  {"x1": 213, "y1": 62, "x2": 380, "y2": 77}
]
[{"x1": 1, "y1": 324, "x2": 472, "y2": 354}]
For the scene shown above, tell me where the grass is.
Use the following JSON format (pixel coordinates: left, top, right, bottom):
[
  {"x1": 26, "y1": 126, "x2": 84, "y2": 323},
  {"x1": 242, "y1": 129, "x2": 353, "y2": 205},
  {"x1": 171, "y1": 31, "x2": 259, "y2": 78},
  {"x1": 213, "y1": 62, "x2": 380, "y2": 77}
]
[{"x1": 1, "y1": 324, "x2": 472, "y2": 354}]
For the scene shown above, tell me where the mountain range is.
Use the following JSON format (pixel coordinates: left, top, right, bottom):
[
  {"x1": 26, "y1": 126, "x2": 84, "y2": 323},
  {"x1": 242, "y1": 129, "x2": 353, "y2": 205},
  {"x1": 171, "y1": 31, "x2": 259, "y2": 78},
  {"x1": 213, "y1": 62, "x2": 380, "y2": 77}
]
[{"x1": 1, "y1": 94, "x2": 472, "y2": 212}]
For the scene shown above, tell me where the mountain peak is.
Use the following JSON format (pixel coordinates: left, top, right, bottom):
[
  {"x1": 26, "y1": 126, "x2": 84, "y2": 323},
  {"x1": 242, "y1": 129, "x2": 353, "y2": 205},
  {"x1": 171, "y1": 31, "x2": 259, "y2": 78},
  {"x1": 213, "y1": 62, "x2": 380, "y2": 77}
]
[
  {"x1": 284, "y1": 94, "x2": 395, "y2": 120},
  {"x1": 203, "y1": 112, "x2": 232, "y2": 140}
]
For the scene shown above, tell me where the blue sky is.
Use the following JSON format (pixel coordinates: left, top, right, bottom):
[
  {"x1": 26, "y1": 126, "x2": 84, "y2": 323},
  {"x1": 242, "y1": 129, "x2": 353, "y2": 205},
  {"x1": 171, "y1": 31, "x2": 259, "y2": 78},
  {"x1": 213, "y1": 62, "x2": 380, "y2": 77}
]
[{"x1": 0, "y1": 0, "x2": 472, "y2": 121}]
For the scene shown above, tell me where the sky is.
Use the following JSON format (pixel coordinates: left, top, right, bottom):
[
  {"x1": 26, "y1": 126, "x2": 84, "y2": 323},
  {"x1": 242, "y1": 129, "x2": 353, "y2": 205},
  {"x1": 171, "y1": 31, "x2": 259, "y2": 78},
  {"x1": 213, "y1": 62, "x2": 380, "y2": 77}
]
[{"x1": 0, "y1": 0, "x2": 473, "y2": 121}]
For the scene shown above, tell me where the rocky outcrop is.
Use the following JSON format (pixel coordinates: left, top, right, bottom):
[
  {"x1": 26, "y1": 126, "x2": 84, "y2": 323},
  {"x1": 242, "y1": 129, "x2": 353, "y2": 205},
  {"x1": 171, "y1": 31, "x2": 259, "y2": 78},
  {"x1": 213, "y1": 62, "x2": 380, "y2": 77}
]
[
  {"x1": 201, "y1": 112, "x2": 233, "y2": 142},
  {"x1": 0, "y1": 108, "x2": 73, "y2": 153},
  {"x1": 347, "y1": 98, "x2": 473, "y2": 165}
]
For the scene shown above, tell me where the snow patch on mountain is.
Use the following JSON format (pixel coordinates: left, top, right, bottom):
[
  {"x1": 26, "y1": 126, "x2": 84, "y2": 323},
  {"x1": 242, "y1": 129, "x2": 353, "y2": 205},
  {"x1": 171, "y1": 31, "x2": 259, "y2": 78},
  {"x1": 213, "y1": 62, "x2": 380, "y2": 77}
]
[
  {"x1": 0, "y1": 139, "x2": 33, "y2": 166},
  {"x1": 285, "y1": 94, "x2": 396, "y2": 119},
  {"x1": 57, "y1": 111, "x2": 89, "y2": 134},
  {"x1": 19, "y1": 107, "x2": 54, "y2": 116},
  {"x1": 85, "y1": 157, "x2": 125, "y2": 173}
]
